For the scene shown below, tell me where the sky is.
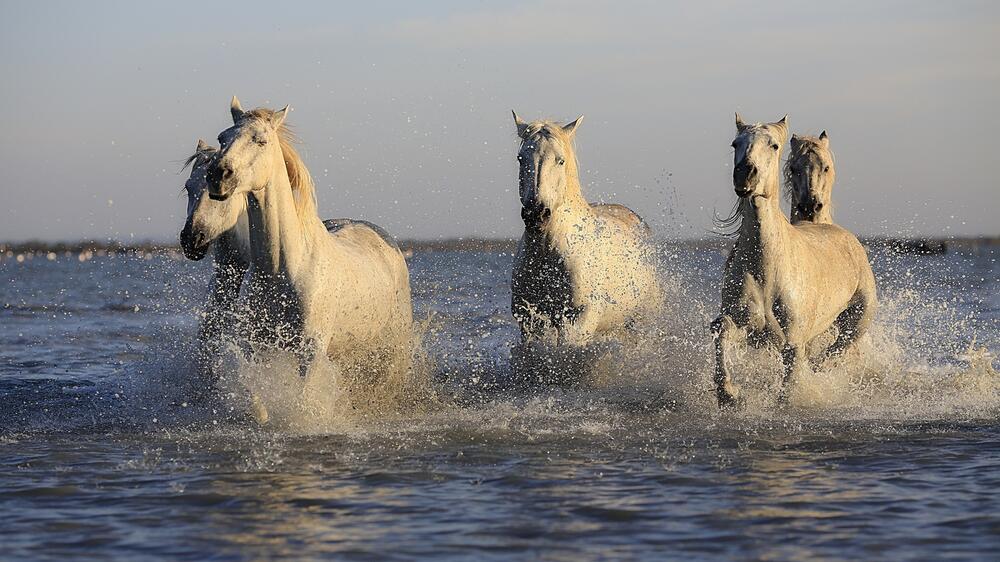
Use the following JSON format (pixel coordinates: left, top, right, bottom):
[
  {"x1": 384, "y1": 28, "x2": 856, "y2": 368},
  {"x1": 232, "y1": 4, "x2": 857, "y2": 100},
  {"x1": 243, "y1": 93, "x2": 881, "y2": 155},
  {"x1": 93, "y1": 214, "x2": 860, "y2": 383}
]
[{"x1": 0, "y1": 0, "x2": 997, "y2": 241}]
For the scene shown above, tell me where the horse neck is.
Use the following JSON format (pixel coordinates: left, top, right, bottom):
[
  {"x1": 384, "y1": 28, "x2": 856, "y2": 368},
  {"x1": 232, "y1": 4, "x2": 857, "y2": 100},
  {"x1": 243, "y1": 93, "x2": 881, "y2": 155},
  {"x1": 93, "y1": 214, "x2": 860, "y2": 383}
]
[
  {"x1": 245, "y1": 149, "x2": 313, "y2": 277},
  {"x1": 561, "y1": 148, "x2": 588, "y2": 208},
  {"x1": 738, "y1": 176, "x2": 791, "y2": 257},
  {"x1": 541, "y1": 151, "x2": 594, "y2": 240},
  {"x1": 214, "y1": 208, "x2": 251, "y2": 268}
]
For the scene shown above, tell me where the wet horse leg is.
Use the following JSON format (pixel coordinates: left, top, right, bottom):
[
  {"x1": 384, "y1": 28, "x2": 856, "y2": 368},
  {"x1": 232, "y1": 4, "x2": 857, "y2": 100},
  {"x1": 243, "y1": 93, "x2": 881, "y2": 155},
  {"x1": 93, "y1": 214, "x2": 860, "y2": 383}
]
[
  {"x1": 779, "y1": 343, "x2": 808, "y2": 404},
  {"x1": 711, "y1": 315, "x2": 744, "y2": 408},
  {"x1": 824, "y1": 291, "x2": 875, "y2": 362}
]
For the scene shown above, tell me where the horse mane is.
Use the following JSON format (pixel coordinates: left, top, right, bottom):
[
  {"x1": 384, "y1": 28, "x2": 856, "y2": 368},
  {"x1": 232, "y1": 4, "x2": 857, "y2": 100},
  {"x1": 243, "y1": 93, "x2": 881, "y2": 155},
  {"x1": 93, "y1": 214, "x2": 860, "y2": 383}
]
[
  {"x1": 182, "y1": 144, "x2": 217, "y2": 171},
  {"x1": 713, "y1": 199, "x2": 745, "y2": 238},
  {"x1": 245, "y1": 108, "x2": 319, "y2": 223}
]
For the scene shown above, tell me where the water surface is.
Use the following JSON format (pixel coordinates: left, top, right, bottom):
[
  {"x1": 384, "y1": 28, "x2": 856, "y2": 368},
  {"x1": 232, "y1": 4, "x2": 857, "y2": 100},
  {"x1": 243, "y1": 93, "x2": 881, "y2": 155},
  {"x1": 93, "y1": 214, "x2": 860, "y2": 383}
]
[{"x1": 1, "y1": 244, "x2": 998, "y2": 560}]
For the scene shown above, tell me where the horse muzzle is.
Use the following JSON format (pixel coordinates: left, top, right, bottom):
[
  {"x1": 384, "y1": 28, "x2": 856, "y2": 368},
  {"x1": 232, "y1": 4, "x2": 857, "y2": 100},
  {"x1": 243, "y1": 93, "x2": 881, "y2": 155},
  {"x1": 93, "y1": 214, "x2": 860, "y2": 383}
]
[
  {"x1": 179, "y1": 224, "x2": 210, "y2": 261},
  {"x1": 796, "y1": 199, "x2": 824, "y2": 221},
  {"x1": 521, "y1": 204, "x2": 551, "y2": 228},
  {"x1": 733, "y1": 162, "x2": 757, "y2": 197}
]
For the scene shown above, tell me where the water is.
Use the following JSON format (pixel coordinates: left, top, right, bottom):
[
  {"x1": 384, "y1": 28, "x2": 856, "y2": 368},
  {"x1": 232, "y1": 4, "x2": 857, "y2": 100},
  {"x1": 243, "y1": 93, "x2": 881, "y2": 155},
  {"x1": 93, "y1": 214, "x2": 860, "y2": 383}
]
[{"x1": 1, "y1": 244, "x2": 998, "y2": 560}]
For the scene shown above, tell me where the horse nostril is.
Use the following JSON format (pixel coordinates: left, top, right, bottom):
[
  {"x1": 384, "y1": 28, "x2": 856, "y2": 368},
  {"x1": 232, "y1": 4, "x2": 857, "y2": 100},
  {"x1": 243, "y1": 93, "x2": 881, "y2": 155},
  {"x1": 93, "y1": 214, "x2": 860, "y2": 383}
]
[{"x1": 814, "y1": 202, "x2": 824, "y2": 211}]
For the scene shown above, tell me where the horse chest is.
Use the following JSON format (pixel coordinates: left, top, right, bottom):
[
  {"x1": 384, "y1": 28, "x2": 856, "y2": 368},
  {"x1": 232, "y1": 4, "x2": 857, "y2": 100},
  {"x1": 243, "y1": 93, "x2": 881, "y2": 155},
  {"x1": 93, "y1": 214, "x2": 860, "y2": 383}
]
[
  {"x1": 243, "y1": 270, "x2": 307, "y2": 347},
  {"x1": 722, "y1": 248, "x2": 779, "y2": 340},
  {"x1": 512, "y1": 240, "x2": 582, "y2": 330}
]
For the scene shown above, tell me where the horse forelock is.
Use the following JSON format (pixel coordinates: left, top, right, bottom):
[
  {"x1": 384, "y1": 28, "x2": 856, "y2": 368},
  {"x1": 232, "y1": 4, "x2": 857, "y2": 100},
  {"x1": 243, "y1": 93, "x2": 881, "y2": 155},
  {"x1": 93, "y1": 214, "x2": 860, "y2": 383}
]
[
  {"x1": 519, "y1": 120, "x2": 579, "y2": 170},
  {"x1": 520, "y1": 121, "x2": 570, "y2": 143}
]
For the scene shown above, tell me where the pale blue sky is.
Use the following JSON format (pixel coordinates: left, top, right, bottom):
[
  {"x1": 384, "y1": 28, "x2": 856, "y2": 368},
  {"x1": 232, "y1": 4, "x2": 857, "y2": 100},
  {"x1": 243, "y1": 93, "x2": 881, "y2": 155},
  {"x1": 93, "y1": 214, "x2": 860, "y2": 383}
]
[{"x1": 1, "y1": 1, "x2": 996, "y2": 241}]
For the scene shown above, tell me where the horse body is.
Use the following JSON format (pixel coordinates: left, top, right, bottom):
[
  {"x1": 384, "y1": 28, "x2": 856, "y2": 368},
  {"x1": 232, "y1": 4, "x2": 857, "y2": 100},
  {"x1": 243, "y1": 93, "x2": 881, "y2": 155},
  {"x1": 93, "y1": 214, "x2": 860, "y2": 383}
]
[
  {"x1": 208, "y1": 99, "x2": 412, "y2": 388},
  {"x1": 713, "y1": 115, "x2": 875, "y2": 406},
  {"x1": 510, "y1": 113, "x2": 659, "y2": 350}
]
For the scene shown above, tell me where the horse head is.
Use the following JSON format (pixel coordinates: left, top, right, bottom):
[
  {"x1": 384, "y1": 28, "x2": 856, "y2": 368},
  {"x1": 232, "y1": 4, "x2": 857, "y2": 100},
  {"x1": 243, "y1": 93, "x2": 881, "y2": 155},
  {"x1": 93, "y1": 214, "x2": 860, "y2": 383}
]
[
  {"x1": 786, "y1": 131, "x2": 834, "y2": 223},
  {"x1": 731, "y1": 113, "x2": 788, "y2": 200},
  {"x1": 512, "y1": 111, "x2": 584, "y2": 228}
]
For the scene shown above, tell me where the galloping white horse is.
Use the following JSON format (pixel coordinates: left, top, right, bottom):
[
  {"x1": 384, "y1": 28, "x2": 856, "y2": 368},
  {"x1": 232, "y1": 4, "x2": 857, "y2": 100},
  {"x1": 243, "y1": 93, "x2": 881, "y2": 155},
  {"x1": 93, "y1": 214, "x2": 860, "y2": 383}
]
[
  {"x1": 785, "y1": 131, "x2": 835, "y2": 224},
  {"x1": 510, "y1": 112, "x2": 659, "y2": 373},
  {"x1": 180, "y1": 140, "x2": 354, "y2": 359},
  {"x1": 179, "y1": 140, "x2": 250, "y2": 366},
  {"x1": 712, "y1": 114, "x2": 876, "y2": 407},
  {"x1": 206, "y1": 97, "x2": 413, "y2": 391}
]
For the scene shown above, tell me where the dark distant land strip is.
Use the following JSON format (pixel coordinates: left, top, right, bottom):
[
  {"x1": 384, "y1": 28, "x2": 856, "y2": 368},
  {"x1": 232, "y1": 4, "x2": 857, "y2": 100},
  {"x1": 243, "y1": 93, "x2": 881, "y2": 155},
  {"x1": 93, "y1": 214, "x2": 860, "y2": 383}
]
[{"x1": 1, "y1": 236, "x2": 997, "y2": 261}]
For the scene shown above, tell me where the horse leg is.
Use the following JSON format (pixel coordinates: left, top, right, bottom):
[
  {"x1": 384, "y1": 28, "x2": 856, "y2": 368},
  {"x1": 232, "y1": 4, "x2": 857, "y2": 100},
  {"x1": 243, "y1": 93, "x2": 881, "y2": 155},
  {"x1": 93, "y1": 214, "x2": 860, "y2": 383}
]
[
  {"x1": 823, "y1": 290, "x2": 875, "y2": 362},
  {"x1": 560, "y1": 305, "x2": 597, "y2": 347},
  {"x1": 779, "y1": 343, "x2": 807, "y2": 405},
  {"x1": 711, "y1": 315, "x2": 743, "y2": 408},
  {"x1": 296, "y1": 336, "x2": 318, "y2": 378}
]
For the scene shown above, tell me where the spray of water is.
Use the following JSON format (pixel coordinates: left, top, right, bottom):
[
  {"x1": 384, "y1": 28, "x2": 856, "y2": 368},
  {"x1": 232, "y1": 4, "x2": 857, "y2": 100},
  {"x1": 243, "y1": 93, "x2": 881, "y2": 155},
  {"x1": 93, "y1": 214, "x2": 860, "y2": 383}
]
[{"x1": 92, "y1": 243, "x2": 998, "y2": 438}]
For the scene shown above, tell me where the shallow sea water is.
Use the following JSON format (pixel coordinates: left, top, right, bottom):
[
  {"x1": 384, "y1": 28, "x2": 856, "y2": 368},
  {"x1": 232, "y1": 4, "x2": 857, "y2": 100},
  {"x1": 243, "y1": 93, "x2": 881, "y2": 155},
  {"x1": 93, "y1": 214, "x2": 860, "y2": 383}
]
[{"x1": 1, "y1": 243, "x2": 998, "y2": 560}]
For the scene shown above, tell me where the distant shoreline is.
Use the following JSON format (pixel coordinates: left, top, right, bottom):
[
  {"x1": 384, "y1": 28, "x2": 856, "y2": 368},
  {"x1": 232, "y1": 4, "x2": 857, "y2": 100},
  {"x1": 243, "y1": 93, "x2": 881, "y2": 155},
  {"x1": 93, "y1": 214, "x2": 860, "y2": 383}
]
[{"x1": 1, "y1": 236, "x2": 997, "y2": 260}]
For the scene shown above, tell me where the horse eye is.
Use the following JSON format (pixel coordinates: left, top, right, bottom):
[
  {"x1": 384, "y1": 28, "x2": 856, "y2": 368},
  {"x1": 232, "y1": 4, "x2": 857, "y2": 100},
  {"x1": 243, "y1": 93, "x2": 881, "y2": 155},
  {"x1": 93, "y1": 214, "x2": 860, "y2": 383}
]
[
  {"x1": 771, "y1": 143, "x2": 779, "y2": 151},
  {"x1": 254, "y1": 136, "x2": 267, "y2": 146},
  {"x1": 731, "y1": 141, "x2": 737, "y2": 149},
  {"x1": 824, "y1": 166, "x2": 830, "y2": 172},
  {"x1": 557, "y1": 158, "x2": 565, "y2": 166}
]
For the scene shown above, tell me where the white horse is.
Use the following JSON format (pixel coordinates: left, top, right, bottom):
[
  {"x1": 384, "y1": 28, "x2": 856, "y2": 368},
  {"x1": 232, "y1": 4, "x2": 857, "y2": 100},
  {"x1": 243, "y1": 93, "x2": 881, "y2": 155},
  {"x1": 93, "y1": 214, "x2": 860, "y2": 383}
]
[
  {"x1": 510, "y1": 112, "x2": 659, "y2": 378},
  {"x1": 179, "y1": 140, "x2": 250, "y2": 369},
  {"x1": 785, "y1": 130, "x2": 834, "y2": 224},
  {"x1": 712, "y1": 114, "x2": 876, "y2": 407},
  {"x1": 205, "y1": 97, "x2": 413, "y2": 397}
]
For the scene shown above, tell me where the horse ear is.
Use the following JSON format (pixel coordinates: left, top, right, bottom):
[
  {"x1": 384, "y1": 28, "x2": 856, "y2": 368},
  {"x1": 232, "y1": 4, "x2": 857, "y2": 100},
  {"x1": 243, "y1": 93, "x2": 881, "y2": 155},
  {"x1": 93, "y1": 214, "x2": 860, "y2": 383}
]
[
  {"x1": 773, "y1": 115, "x2": 789, "y2": 140},
  {"x1": 271, "y1": 105, "x2": 289, "y2": 128},
  {"x1": 231, "y1": 96, "x2": 245, "y2": 124},
  {"x1": 819, "y1": 130, "x2": 829, "y2": 147},
  {"x1": 196, "y1": 139, "x2": 210, "y2": 152},
  {"x1": 512, "y1": 110, "x2": 528, "y2": 138},
  {"x1": 735, "y1": 112, "x2": 747, "y2": 132},
  {"x1": 562, "y1": 115, "x2": 584, "y2": 136}
]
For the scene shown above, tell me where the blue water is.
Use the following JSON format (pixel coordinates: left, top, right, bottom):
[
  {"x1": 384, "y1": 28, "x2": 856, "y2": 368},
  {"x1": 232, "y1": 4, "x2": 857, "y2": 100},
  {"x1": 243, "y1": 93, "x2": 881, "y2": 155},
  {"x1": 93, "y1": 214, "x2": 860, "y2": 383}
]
[{"x1": 1, "y1": 244, "x2": 998, "y2": 560}]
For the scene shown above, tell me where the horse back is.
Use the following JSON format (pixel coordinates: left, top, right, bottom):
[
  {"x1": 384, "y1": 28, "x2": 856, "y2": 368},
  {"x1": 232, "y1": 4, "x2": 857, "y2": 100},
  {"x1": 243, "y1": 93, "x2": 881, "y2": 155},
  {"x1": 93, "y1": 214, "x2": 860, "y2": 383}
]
[
  {"x1": 591, "y1": 203, "x2": 651, "y2": 235},
  {"x1": 323, "y1": 218, "x2": 400, "y2": 252},
  {"x1": 792, "y1": 222, "x2": 871, "y2": 270},
  {"x1": 321, "y1": 218, "x2": 410, "y2": 288}
]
